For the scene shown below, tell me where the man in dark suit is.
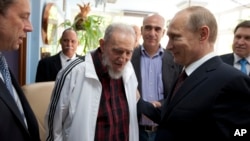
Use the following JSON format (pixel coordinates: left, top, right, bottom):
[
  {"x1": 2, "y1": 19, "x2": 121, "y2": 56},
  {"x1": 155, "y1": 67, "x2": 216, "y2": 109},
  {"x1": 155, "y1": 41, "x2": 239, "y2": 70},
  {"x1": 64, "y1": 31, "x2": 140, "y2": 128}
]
[
  {"x1": 138, "y1": 6, "x2": 250, "y2": 141},
  {"x1": 0, "y1": 0, "x2": 40, "y2": 140},
  {"x1": 220, "y1": 20, "x2": 250, "y2": 76},
  {"x1": 36, "y1": 28, "x2": 81, "y2": 82},
  {"x1": 131, "y1": 13, "x2": 181, "y2": 141}
]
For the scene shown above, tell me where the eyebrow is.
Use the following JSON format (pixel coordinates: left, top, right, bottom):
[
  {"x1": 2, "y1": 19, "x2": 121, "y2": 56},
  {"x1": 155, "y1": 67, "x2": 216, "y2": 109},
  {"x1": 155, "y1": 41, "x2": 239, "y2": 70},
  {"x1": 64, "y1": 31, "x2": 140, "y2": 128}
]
[{"x1": 144, "y1": 25, "x2": 162, "y2": 30}]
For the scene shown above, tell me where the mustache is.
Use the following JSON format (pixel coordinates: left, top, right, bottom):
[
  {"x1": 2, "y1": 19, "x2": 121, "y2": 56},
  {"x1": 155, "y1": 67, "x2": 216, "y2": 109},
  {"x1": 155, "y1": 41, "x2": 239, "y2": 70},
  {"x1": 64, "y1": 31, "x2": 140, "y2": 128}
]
[
  {"x1": 64, "y1": 46, "x2": 73, "y2": 50},
  {"x1": 102, "y1": 53, "x2": 124, "y2": 79}
]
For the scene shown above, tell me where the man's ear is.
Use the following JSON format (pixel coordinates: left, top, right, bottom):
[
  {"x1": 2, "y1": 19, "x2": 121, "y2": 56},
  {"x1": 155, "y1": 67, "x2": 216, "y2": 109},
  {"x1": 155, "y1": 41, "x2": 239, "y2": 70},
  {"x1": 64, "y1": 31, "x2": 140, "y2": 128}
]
[
  {"x1": 162, "y1": 29, "x2": 166, "y2": 38},
  {"x1": 77, "y1": 40, "x2": 80, "y2": 46},
  {"x1": 99, "y1": 39, "x2": 105, "y2": 52},
  {"x1": 199, "y1": 26, "x2": 209, "y2": 41},
  {"x1": 59, "y1": 38, "x2": 62, "y2": 44}
]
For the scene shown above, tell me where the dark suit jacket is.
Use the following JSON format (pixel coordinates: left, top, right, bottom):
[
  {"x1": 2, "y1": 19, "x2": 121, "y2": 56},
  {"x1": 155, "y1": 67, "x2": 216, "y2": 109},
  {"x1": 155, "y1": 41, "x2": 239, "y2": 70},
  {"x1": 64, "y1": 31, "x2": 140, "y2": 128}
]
[
  {"x1": 35, "y1": 52, "x2": 81, "y2": 82},
  {"x1": 220, "y1": 53, "x2": 234, "y2": 65},
  {"x1": 138, "y1": 56, "x2": 250, "y2": 141},
  {"x1": 0, "y1": 71, "x2": 40, "y2": 141},
  {"x1": 220, "y1": 53, "x2": 250, "y2": 76}
]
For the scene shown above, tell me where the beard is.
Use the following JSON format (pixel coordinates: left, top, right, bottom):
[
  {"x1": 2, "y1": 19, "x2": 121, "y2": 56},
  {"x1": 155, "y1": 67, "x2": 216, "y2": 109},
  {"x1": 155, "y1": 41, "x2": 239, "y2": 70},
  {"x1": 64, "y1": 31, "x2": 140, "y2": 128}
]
[{"x1": 102, "y1": 52, "x2": 124, "y2": 79}]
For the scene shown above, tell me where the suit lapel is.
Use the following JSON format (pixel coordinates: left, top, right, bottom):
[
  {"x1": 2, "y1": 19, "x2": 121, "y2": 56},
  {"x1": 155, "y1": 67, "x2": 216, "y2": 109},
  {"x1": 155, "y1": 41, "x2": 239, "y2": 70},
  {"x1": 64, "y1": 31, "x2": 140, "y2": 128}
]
[
  {"x1": 53, "y1": 53, "x2": 62, "y2": 71},
  {"x1": 226, "y1": 54, "x2": 234, "y2": 66},
  {"x1": 132, "y1": 47, "x2": 142, "y2": 92},
  {"x1": 162, "y1": 53, "x2": 171, "y2": 85},
  {"x1": 162, "y1": 50, "x2": 182, "y2": 98},
  {"x1": 0, "y1": 78, "x2": 28, "y2": 130},
  {"x1": 162, "y1": 56, "x2": 221, "y2": 120},
  {"x1": 220, "y1": 53, "x2": 234, "y2": 66},
  {"x1": 170, "y1": 69, "x2": 208, "y2": 106}
]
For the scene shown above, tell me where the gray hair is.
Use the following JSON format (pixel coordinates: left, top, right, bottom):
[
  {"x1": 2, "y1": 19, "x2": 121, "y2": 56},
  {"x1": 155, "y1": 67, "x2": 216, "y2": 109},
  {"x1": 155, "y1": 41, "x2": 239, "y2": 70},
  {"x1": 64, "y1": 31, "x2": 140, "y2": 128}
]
[
  {"x1": 104, "y1": 23, "x2": 136, "y2": 42},
  {"x1": 0, "y1": 0, "x2": 16, "y2": 15}
]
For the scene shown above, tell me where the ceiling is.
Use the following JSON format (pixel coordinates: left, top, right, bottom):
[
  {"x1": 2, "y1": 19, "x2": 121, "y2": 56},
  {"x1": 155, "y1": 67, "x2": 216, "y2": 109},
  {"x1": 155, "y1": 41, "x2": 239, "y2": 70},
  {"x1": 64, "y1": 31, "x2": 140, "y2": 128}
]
[{"x1": 67, "y1": 0, "x2": 250, "y2": 19}]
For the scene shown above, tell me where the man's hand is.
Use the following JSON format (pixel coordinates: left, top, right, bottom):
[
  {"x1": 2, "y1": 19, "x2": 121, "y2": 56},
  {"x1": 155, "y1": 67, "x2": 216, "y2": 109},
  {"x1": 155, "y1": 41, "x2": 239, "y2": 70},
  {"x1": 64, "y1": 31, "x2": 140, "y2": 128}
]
[
  {"x1": 136, "y1": 89, "x2": 140, "y2": 102},
  {"x1": 151, "y1": 101, "x2": 161, "y2": 108}
]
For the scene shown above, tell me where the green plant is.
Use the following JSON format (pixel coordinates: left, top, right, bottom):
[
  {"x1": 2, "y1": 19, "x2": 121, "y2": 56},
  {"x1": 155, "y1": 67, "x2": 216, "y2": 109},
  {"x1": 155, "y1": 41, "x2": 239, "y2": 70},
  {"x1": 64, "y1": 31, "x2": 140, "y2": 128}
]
[{"x1": 59, "y1": 14, "x2": 105, "y2": 55}]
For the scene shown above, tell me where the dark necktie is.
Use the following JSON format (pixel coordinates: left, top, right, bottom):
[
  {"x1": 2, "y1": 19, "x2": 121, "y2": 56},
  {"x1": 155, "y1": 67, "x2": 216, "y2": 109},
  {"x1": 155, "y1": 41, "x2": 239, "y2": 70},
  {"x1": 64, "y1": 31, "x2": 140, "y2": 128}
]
[
  {"x1": 239, "y1": 58, "x2": 247, "y2": 74},
  {"x1": 171, "y1": 70, "x2": 187, "y2": 100},
  {"x1": 0, "y1": 54, "x2": 27, "y2": 127}
]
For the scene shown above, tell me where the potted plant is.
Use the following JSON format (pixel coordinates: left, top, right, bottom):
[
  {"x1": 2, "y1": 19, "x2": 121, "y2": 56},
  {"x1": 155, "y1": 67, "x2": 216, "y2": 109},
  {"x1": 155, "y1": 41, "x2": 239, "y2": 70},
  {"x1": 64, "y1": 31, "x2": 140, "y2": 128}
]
[{"x1": 59, "y1": 3, "x2": 105, "y2": 55}]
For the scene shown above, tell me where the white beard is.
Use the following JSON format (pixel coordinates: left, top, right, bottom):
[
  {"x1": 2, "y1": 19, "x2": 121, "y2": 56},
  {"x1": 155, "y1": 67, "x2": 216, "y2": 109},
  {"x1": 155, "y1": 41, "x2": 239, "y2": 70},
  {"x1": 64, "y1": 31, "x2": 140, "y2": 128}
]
[{"x1": 102, "y1": 53, "x2": 124, "y2": 79}]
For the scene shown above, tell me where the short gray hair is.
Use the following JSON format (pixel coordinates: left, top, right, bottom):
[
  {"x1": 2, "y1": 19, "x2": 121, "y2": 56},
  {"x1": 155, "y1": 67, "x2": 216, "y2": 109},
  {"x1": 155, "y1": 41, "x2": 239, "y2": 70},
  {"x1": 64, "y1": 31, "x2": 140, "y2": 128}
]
[
  {"x1": 104, "y1": 23, "x2": 136, "y2": 42},
  {"x1": 183, "y1": 6, "x2": 218, "y2": 43}
]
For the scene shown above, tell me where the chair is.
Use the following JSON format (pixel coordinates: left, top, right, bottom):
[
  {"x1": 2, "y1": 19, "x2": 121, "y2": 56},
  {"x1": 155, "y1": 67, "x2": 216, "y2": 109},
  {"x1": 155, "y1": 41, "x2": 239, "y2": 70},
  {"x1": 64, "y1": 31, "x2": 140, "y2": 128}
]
[{"x1": 22, "y1": 81, "x2": 55, "y2": 141}]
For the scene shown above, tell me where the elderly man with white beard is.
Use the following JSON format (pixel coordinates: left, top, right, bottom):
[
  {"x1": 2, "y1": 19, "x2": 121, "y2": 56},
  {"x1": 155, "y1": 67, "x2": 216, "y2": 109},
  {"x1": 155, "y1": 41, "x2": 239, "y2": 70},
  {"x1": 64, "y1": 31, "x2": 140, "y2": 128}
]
[{"x1": 45, "y1": 23, "x2": 139, "y2": 141}]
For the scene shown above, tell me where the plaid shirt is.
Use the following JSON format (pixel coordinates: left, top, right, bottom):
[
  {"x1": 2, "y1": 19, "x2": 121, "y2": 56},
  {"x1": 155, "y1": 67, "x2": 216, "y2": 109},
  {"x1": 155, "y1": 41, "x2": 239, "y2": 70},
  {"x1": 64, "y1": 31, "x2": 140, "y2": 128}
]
[{"x1": 92, "y1": 48, "x2": 129, "y2": 141}]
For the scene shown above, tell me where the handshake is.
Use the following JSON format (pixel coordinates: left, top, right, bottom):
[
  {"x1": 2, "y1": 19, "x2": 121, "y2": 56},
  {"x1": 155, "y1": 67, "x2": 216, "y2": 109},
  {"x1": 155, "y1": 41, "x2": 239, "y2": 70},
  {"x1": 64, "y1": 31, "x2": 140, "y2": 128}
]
[{"x1": 136, "y1": 89, "x2": 161, "y2": 108}]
